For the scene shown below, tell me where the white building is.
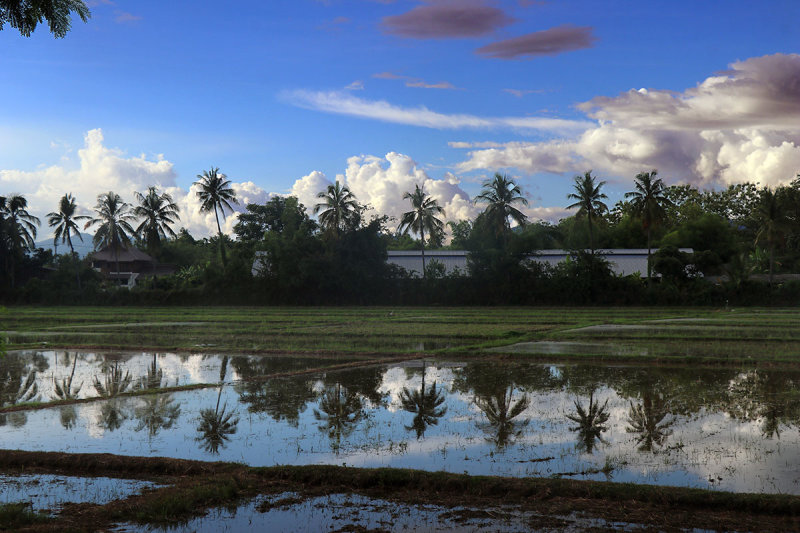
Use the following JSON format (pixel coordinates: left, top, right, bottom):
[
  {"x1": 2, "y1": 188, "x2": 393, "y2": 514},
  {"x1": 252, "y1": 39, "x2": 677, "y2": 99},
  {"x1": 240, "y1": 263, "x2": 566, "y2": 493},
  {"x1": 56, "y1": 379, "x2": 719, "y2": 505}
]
[{"x1": 387, "y1": 249, "x2": 693, "y2": 278}]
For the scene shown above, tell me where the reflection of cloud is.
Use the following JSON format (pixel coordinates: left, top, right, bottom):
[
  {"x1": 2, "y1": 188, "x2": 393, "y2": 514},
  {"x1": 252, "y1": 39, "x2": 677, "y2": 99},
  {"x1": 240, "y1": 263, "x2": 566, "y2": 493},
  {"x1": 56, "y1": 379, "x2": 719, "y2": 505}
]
[
  {"x1": 457, "y1": 54, "x2": 800, "y2": 188},
  {"x1": 381, "y1": 0, "x2": 514, "y2": 39},
  {"x1": 282, "y1": 90, "x2": 592, "y2": 134},
  {"x1": 476, "y1": 25, "x2": 596, "y2": 59}
]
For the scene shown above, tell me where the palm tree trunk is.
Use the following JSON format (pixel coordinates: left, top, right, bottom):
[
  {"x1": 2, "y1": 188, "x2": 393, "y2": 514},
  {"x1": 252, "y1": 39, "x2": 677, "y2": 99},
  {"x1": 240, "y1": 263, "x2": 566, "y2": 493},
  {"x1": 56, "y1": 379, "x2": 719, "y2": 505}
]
[
  {"x1": 646, "y1": 227, "x2": 652, "y2": 286},
  {"x1": 214, "y1": 206, "x2": 227, "y2": 266},
  {"x1": 68, "y1": 234, "x2": 82, "y2": 292},
  {"x1": 769, "y1": 243, "x2": 774, "y2": 287},
  {"x1": 588, "y1": 215, "x2": 595, "y2": 255},
  {"x1": 420, "y1": 226, "x2": 426, "y2": 279}
]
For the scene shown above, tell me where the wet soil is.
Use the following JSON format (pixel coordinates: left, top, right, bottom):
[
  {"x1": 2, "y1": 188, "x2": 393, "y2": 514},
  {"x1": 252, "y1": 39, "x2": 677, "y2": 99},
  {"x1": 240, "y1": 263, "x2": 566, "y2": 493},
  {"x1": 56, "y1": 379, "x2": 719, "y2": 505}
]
[{"x1": 2, "y1": 450, "x2": 798, "y2": 532}]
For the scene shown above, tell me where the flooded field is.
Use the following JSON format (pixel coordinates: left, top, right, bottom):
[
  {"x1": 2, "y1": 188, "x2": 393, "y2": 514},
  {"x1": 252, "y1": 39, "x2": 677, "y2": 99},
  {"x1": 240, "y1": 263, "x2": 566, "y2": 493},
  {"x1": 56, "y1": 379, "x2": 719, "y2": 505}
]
[
  {"x1": 0, "y1": 474, "x2": 160, "y2": 513},
  {"x1": 114, "y1": 491, "x2": 639, "y2": 533},
  {"x1": 0, "y1": 350, "x2": 357, "y2": 404},
  {"x1": 3, "y1": 355, "x2": 800, "y2": 495}
]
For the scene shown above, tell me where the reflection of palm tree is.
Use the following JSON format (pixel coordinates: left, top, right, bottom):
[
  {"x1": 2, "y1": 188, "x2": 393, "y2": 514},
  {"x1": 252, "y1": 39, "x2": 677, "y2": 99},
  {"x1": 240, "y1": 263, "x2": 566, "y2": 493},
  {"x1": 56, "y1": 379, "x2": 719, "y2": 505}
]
[
  {"x1": 196, "y1": 356, "x2": 238, "y2": 454},
  {"x1": 400, "y1": 363, "x2": 447, "y2": 439},
  {"x1": 59, "y1": 405, "x2": 78, "y2": 430},
  {"x1": 141, "y1": 353, "x2": 164, "y2": 390},
  {"x1": 134, "y1": 394, "x2": 181, "y2": 438},
  {"x1": 93, "y1": 362, "x2": 133, "y2": 397},
  {"x1": 196, "y1": 389, "x2": 239, "y2": 454},
  {"x1": 313, "y1": 383, "x2": 363, "y2": 452},
  {"x1": 53, "y1": 353, "x2": 82, "y2": 400},
  {"x1": 567, "y1": 390, "x2": 610, "y2": 453},
  {"x1": 474, "y1": 387, "x2": 530, "y2": 449},
  {"x1": 626, "y1": 392, "x2": 673, "y2": 452},
  {"x1": 98, "y1": 399, "x2": 128, "y2": 432},
  {"x1": 0, "y1": 353, "x2": 38, "y2": 407}
]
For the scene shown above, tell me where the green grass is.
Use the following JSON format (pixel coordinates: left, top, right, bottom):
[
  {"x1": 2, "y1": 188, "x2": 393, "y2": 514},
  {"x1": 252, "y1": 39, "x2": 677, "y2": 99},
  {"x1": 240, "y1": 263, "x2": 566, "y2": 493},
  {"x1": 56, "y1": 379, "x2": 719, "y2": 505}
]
[
  {"x1": 0, "y1": 502, "x2": 52, "y2": 529},
  {"x1": 4, "y1": 306, "x2": 800, "y2": 364}
]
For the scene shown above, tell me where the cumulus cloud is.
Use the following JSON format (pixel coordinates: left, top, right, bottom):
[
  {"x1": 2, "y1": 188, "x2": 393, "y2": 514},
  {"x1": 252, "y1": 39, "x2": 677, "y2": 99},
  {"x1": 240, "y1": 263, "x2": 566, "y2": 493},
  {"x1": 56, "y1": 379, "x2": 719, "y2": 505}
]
[
  {"x1": 282, "y1": 89, "x2": 592, "y2": 134},
  {"x1": 290, "y1": 153, "x2": 479, "y2": 231},
  {"x1": 0, "y1": 129, "x2": 272, "y2": 240},
  {"x1": 382, "y1": 0, "x2": 515, "y2": 39},
  {"x1": 476, "y1": 25, "x2": 596, "y2": 59},
  {"x1": 456, "y1": 54, "x2": 800, "y2": 188}
]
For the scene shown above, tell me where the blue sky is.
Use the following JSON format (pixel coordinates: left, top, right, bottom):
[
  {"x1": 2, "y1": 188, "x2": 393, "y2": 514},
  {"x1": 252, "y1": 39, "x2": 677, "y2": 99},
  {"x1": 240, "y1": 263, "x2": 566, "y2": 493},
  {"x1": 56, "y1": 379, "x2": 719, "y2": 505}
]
[{"x1": 2, "y1": 0, "x2": 799, "y2": 238}]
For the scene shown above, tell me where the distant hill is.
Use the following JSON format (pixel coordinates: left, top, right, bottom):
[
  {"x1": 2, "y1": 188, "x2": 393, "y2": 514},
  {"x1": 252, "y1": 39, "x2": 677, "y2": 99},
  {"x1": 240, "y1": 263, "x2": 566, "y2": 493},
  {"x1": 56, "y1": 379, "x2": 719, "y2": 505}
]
[{"x1": 35, "y1": 232, "x2": 95, "y2": 258}]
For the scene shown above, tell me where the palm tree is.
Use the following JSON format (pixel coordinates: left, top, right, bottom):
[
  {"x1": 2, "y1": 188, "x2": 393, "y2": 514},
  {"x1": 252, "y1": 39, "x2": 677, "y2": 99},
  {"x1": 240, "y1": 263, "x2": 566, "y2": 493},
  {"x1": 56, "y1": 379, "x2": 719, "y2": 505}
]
[
  {"x1": 567, "y1": 171, "x2": 608, "y2": 254},
  {"x1": 398, "y1": 184, "x2": 445, "y2": 277},
  {"x1": 473, "y1": 173, "x2": 528, "y2": 246},
  {"x1": 754, "y1": 187, "x2": 789, "y2": 286},
  {"x1": 133, "y1": 186, "x2": 180, "y2": 255},
  {"x1": 84, "y1": 191, "x2": 136, "y2": 278},
  {"x1": 0, "y1": 194, "x2": 40, "y2": 288},
  {"x1": 625, "y1": 170, "x2": 673, "y2": 280},
  {"x1": 48, "y1": 193, "x2": 89, "y2": 290},
  {"x1": 194, "y1": 167, "x2": 238, "y2": 264},
  {"x1": 399, "y1": 361, "x2": 447, "y2": 439},
  {"x1": 314, "y1": 181, "x2": 359, "y2": 236}
]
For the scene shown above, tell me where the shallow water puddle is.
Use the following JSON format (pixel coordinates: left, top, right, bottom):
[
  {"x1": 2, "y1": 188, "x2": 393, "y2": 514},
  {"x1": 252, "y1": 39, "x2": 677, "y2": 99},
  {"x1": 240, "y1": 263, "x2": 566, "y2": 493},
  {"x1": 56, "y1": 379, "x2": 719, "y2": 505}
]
[
  {"x1": 0, "y1": 474, "x2": 160, "y2": 513},
  {"x1": 114, "y1": 492, "x2": 641, "y2": 532},
  {"x1": 4, "y1": 361, "x2": 800, "y2": 494},
  {"x1": 0, "y1": 350, "x2": 339, "y2": 404}
]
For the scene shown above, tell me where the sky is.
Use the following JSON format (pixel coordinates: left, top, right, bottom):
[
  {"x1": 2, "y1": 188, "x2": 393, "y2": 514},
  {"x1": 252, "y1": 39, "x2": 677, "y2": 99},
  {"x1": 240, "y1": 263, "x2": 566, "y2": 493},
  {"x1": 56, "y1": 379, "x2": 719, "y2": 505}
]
[{"x1": 1, "y1": 0, "x2": 799, "y2": 239}]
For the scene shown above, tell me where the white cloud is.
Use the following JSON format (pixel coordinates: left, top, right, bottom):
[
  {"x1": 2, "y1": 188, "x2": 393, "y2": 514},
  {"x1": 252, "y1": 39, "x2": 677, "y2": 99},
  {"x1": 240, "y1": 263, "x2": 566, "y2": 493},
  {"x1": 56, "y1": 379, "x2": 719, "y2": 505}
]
[
  {"x1": 281, "y1": 90, "x2": 592, "y2": 135},
  {"x1": 290, "y1": 153, "x2": 479, "y2": 232},
  {"x1": 0, "y1": 129, "x2": 271, "y2": 240},
  {"x1": 455, "y1": 54, "x2": 800, "y2": 188}
]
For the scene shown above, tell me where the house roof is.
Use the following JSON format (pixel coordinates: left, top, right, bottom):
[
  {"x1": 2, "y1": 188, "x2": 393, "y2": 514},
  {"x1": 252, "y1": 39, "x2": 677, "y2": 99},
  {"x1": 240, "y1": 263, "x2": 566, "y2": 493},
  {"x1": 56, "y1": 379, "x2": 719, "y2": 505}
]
[{"x1": 90, "y1": 246, "x2": 154, "y2": 262}]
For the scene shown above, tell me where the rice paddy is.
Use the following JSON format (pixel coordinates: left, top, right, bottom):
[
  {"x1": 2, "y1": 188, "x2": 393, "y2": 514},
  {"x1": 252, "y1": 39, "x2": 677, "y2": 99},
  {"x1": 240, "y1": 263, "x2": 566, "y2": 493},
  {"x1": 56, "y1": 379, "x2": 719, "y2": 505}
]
[{"x1": 2, "y1": 306, "x2": 800, "y2": 531}]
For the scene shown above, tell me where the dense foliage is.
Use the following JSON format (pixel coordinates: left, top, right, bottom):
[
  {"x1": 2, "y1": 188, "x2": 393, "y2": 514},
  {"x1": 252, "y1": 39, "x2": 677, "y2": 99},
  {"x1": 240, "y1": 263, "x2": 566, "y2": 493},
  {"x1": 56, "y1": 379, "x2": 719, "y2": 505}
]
[{"x1": 3, "y1": 170, "x2": 800, "y2": 306}]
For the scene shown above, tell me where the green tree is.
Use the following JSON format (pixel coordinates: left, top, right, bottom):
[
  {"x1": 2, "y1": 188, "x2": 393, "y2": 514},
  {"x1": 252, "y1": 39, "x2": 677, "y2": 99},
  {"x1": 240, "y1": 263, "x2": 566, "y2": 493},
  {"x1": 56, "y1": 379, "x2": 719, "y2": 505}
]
[
  {"x1": 133, "y1": 186, "x2": 180, "y2": 255},
  {"x1": 567, "y1": 171, "x2": 607, "y2": 254},
  {"x1": 398, "y1": 184, "x2": 445, "y2": 277},
  {"x1": 194, "y1": 167, "x2": 239, "y2": 265},
  {"x1": 625, "y1": 170, "x2": 673, "y2": 280},
  {"x1": 0, "y1": 0, "x2": 90, "y2": 38},
  {"x1": 1, "y1": 194, "x2": 41, "y2": 288},
  {"x1": 234, "y1": 196, "x2": 293, "y2": 242},
  {"x1": 47, "y1": 193, "x2": 89, "y2": 290},
  {"x1": 84, "y1": 191, "x2": 136, "y2": 278},
  {"x1": 314, "y1": 181, "x2": 359, "y2": 237},
  {"x1": 754, "y1": 187, "x2": 789, "y2": 286},
  {"x1": 473, "y1": 173, "x2": 528, "y2": 246}
]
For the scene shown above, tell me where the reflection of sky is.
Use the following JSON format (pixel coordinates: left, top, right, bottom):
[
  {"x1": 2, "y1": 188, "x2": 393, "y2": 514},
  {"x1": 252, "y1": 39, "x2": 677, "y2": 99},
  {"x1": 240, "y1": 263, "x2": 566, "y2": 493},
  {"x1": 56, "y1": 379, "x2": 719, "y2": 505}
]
[
  {"x1": 0, "y1": 474, "x2": 160, "y2": 512},
  {"x1": 4, "y1": 363, "x2": 800, "y2": 494},
  {"x1": 18, "y1": 350, "x2": 239, "y2": 400}
]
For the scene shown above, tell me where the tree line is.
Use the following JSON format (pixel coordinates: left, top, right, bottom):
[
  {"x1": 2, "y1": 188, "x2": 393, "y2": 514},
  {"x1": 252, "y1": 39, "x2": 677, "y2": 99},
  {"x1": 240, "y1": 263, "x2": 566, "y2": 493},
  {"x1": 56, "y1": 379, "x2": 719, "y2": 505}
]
[{"x1": 2, "y1": 167, "x2": 800, "y2": 306}]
